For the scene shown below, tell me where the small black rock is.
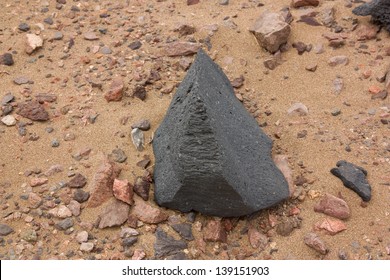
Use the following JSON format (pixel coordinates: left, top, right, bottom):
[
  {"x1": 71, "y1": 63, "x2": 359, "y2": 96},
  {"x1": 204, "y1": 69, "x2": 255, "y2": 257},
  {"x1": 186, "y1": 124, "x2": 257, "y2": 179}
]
[
  {"x1": 0, "y1": 53, "x2": 14, "y2": 66},
  {"x1": 73, "y1": 189, "x2": 90, "y2": 203},
  {"x1": 128, "y1": 41, "x2": 142, "y2": 50},
  {"x1": 154, "y1": 227, "x2": 187, "y2": 259},
  {"x1": 0, "y1": 224, "x2": 14, "y2": 236},
  {"x1": 18, "y1": 23, "x2": 30, "y2": 32},
  {"x1": 331, "y1": 160, "x2": 372, "y2": 201},
  {"x1": 171, "y1": 223, "x2": 194, "y2": 241},
  {"x1": 55, "y1": 218, "x2": 74, "y2": 230}
]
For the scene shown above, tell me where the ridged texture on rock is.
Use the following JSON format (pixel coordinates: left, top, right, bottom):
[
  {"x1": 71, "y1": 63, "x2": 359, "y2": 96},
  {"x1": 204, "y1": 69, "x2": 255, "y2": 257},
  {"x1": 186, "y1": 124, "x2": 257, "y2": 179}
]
[
  {"x1": 353, "y1": 0, "x2": 390, "y2": 32},
  {"x1": 153, "y1": 49, "x2": 289, "y2": 217}
]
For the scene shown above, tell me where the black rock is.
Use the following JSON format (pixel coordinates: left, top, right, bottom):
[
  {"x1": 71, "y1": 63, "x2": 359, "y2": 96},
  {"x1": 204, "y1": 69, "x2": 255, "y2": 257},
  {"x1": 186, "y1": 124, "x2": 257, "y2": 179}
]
[
  {"x1": 352, "y1": 0, "x2": 390, "y2": 32},
  {"x1": 171, "y1": 223, "x2": 194, "y2": 241},
  {"x1": 154, "y1": 227, "x2": 187, "y2": 260},
  {"x1": 18, "y1": 23, "x2": 30, "y2": 32},
  {"x1": 152, "y1": 49, "x2": 289, "y2": 217},
  {"x1": 0, "y1": 224, "x2": 14, "y2": 236},
  {"x1": 73, "y1": 189, "x2": 90, "y2": 203},
  {"x1": 67, "y1": 173, "x2": 87, "y2": 188},
  {"x1": 0, "y1": 53, "x2": 14, "y2": 66},
  {"x1": 55, "y1": 218, "x2": 74, "y2": 231},
  {"x1": 330, "y1": 160, "x2": 372, "y2": 201},
  {"x1": 128, "y1": 41, "x2": 142, "y2": 50}
]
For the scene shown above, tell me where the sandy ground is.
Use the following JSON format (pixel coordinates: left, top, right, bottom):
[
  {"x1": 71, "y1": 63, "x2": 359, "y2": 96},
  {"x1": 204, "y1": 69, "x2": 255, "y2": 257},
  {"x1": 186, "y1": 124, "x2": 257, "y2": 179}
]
[{"x1": 0, "y1": 0, "x2": 389, "y2": 260}]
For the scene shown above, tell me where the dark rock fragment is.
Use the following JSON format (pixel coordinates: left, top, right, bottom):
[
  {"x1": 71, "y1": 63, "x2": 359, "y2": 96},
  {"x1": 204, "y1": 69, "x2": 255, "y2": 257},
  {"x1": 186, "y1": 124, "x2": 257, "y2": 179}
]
[
  {"x1": 55, "y1": 218, "x2": 74, "y2": 231},
  {"x1": 153, "y1": 49, "x2": 289, "y2": 217},
  {"x1": 171, "y1": 223, "x2": 194, "y2": 241},
  {"x1": 331, "y1": 160, "x2": 372, "y2": 201},
  {"x1": 154, "y1": 227, "x2": 187, "y2": 259},
  {"x1": 133, "y1": 85, "x2": 147, "y2": 101},
  {"x1": 73, "y1": 189, "x2": 90, "y2": 203},
  {"x1": 0, "y1": 224, "x2": 14, "y2": 236},
  {"x1": 133, "y1": 176, "x2": 150, "y2": 201},
  {"x1": 17, "y1": 101, "x2": 49, "y2": 121},
  {"x1": 68, "y1": 173, "x2": 87, "y2": 188},
  {"x1": 0, "y1": 53, "x2": 14, "y2": 66},
  {"x1": 353, "y1": 0, "x2": 390, "y2": 32},
  {"x1": 18, "y1": 23, "x2": 30, "y2": 32},
  {"x1": 128, "y1": 41, "x2": 142, "y2": 50}
]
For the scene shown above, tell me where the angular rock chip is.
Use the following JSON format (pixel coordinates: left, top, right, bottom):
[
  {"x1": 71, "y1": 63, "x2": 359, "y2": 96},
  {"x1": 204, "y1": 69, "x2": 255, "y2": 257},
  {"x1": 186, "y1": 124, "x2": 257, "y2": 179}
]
[
  {"x1": 67, "y1": 173, "x2": 87, "y2": 188},
  {"x1": 153, "y1": 49, "x2": 289, "y2": 217},
  {"x1": 105, "y1": 78, "x2": 124, "y2": 102},
  {"x1": 248, "y1": 227, "x2": 268, "y2": 250},
  {"x1": 131, "y1": 128, "x2": 144, "y2": 151},
  {"x1": 291, "y1": 0, "x2": 319, "y2": 8},
  {"x1": 353, "y1": 0, "x2": 390, "y2": 32},
  {"x1": 304, "y1": 232, "x2": 328, "y2": 255},
  {"x1": 315, "y1": 218, "x2": 347, "y2": 235},
  {"x1": 98, "y1": 199, "x2": 130, "y2": 229},
  {"x1": 0, "y1": 224, "x2": 14, "y2": 236},
  {"x1": 113, "y1": 178, "x2": 134, "y2": 205},
  {"x1": 133, "y1": 176, "x2": 150, "y2": 201},
  {"x1": 314, "y1": 193, "x2": 351, "y2": 220},
  {"x1": 164, "y1": 41, "x2": 201, "y2": 57},
  {"x1": 203, "y1": 220, "x2": 227, "y2": 243},
  {"x1": 330, "y1": 160, "x2": 372, "y2": 202},
  {"x1": 17, "y1": 101, "x2": 49, "y2": 121},
  {"x1": 154, "y1": 227, "x2": 187, "y2": 260},
  {"x1": 25, "y1": 34, "x2": 43, "y2": 55},
  {"x1": 87, "y1": 159, "x2": 121, "y2": 207},
  {"x1": 0, "y1": 53, "x2": 14, "y2": 66},
  {"x1": 131, "y1": 197, "x2": 168, "y2": 224},
  {"x1": 171, "y1": 223, "x2": 194, "y2": 241},
  {"x1": 250, "y1": 11, "x2": 291, "y2": 53}
]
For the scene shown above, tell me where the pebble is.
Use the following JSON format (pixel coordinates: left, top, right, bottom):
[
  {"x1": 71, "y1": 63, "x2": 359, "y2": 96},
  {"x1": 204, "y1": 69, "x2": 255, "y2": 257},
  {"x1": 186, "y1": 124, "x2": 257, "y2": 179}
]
[
  {"x1": 133, "y1": 176, "x2": 150, "y2": 201},
  {"x1": 55, "y1": 218, "x2": 74, "y2": 230},
  {"x1": 171, "y1": 223, "x2": 194, "y2": 241},
  {"x1": 18, "y1": 23, "x2": 30, "y2": 32},
  {"x1": 314, "y1": 193, "x2": 351, "y2": 220},
  {"x1": 304, "y1": 232, "x2": 328, "y2": 254},
  {"x1": 0, "y1": 224, "x2": 14, "y2": 236},
  {"x1": 84, "y1": 32, "x2": 99, "y2": 40},
  {"x1": 120, "y1": 227, "x2": 139, "y2": 238},
  {"x1": 73, "y1": 189, "x2": 90, "y2": 203},
  {"x1": 333, "y1": 77, "x2": 344, "y2": 94},
  {"x1": 133, "y1": 85, "x2": 147, "y2": 100},
  {"x1": 67, "y1": 173, "x2": 87, "y2": 188},
  {"x1": 315, "y1": 218, "x2": 347, "y2": 235},
  {"x1": 76, "y1": 231, "x2": 89, "y2": 243},
  {"x1": 1, "y1": 115, "x2": 16, "y2": 126},
  {"x1": 164, "y1": 41, "x2": 201, "y2": 57},
  {"x1": 292, "y1": 0, "x2": 319, "y2": 8},
  {"x1": 328, "y1": 55, "x2": 349, "y2": 66},
  {"x1": 28, "y1": 192, "x2": 42, "y2": 209},
  {"x1": 331, "y1": 108, "x2": 341, "y2": 116},
  {"x1": 25, "y1": 34, "x2": 43, "y2": 55},
  {"x1": 13, "y1": 76, "x2": 30, "y2": 85},
  {"x1": 0, "y1": 53, "x2": 14, "y2": 66},
  {"x1": 49, "y1": 205, "x2": 73, "y2": 218},
  {"x1": 131, "y1": 128, "x2": 144, "y2": 151},
  {"x1": 219, "y1": 0, "x2": 229, "y2": 5},
  {"x1": 67, "y1": 200, "x2": 81, "y2": 216},
  {"x1": 154, "y1": 227, "x2": 187, "y2": 259},
  {"x1": 105, "y1": 78, "x2": 124, "y2": 102},
  {"x1": 248, "y1": 227, "x2": 268, "y2": 250},
  {"x1": 100, "y1": 46, "x2": 112, "y2": 54},
  {"x1": 122, "y1": 237, "x2": 138, "y2": 248},
  {"x1": 51, "y1": 139, "x2": 60, "y2": 147},
  {"x1": 108, "y1": 148, "x2": 127, "y2": 163},
  {"x1": 17, "y1": 101, "x2": 49, "y2": 121},
  {"x1": 131, "y1": 119, "x2": 151, "y2": 131},
  {"x1": 128, "y1": 41, "x2": 142, "y2": 50},
  {"x1": 113, "y1": 179, "x2": 133, "y2": 205},
  {"x1": 203, "y1": 220, "x2": 227, "y2": 243},
  {"x1": 305, "y1": 63, "x2": 318, "y2": 72},
  {"x1": 80, "y1": 242, "x2": 94, "y2": 252},
  {"x1": 53, "y1": 32, "x2": 63, "y2": 40},
  {"x1": 30, "y1": 177, "x2": 48, "y2": 187},
  {"x1": 98, "y1": 200, "x2": 130, "y2": 229},
  {"x1": 131, "y1": 197, "x2": 168, "y2": 224},
  {"x1": 21, "y1": 229, "x2": 37, "y2": 243}
]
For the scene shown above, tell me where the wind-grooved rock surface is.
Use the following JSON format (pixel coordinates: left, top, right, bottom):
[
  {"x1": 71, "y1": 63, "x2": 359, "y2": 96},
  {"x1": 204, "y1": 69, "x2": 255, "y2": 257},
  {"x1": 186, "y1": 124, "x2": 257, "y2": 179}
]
[
  {"x1": 153, "y1": 49, "x2": 289, "y2": 217},
  {"x1": 353, "y1": 0, "x2": 390, "y2": 32}
]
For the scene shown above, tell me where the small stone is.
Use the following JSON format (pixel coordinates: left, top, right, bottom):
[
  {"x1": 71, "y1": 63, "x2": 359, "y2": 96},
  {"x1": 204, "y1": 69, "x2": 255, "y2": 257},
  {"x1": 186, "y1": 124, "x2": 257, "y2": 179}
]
[
  {"x1": 88, "y1": 159, "x2": 121, "y2": 208},
  {"x1": 333, "y1": 77, "x2": 344, "y2": 94},
  {"x1": 319, "y1": 6, "x2": 335, "y2": 27},
  {"x1": 13, "y1": 76, "x2": 30, "y2": 85},
  {"x1": 131, "y1": 119, "x2": 151, "y2": 131},
  {"x1": 171, "y1": 223, "x2": 194, "y2": 241},
  {"x1": 331, "y1": 108, "x2": 341, "y2": 116},
  {"x1": 330, "y1": 161, "x2": 372, "y2": 202},
  {"x1": 0, "y1": 53, "x2": 14, "y2": 66},
  {"x1": 53, "y1": 32, "x2": 63, "y2": 40},
  {"x1": 25, "y1": 34, "x2": 43, "y2": 55},
  {"x1": 0, "y1": 224, "x2": 14, "y2": 236},
  {"x1": 287, "y1": 102, "x2": 308, "y2": 116},
  {"x1": 231, "y1": 75, "x2": 245, "y2": 88},
  {"x1": 21, "y1": 229, "x2": 37, "y2": 243},
  {"x1": 173, "y1": 23, "x2": 196, "y2": 37},
  {"x1": 76, "y1": 231, "x2": 89, "y2": 243},
  {"x1": 219, "y1": 0, "x2": 229, "y2": 5},
  {"x1": 30, "y1": 177, "x2": 48, "y2": 187},
  {"x1": 133, "y1": 176, "x2": 150, "y2": 201},
  {"x1": 136, "y1": 156, "x2": 151, "y2": 169},
  {"x1": 328, "y1": 55, "x2": 349, "y2": 66},
  {"x1": 67, "y1": 200, "x2": 81, "y2": 216},
  {"x1": 80, "y1": 242, "x2": 94, "y2": 252},
  {"x1": 17, "y1": 101, "x2": 49, "y2": 121},
  {"x1": 274, "y1": 155, "x2": 295, "y2": 196},
  {"x1": 314, "y1": 43, "x2": 325, "y2": 54},
  {"x1": 68, "y1": 173, "x2": 87, "y2": 188},
  {"x1": 55, "y1": 218, "x2": 74, "y2": 231},
  {"x1": 314, "y1": 193, "x2": 351, "y2": 220},
  {"x1": 356, "y1": 24, "x2": 379, "y2": 40},
  {"x1": 248, "y1": 227, "x2": 268, "y2": 250},
  {"x1": 100, "y1": 46, "x2": 112, "y2": 54},
  {"x1": 105, "y1": 78, "x2": 124, "y2": 102},
  {"x1": 263, "y1": 57, "x2": 278, "y2": 70},
  {"x1": 1, "y1": 115, "x2": 16, "y2": 126},
  {"x1": 292, "y1": 41, "x2": 308, "y2": 55},
  {"x1": 51, "y1": 139, "x2": 60, "y2": 147},
  {"x1": 1, "y1": 93, "x2": 14, "y2": 105},
  {"x1": 133, "y1": 85, "x2": 147, "y2": 101},
  {"x1": 84, "y1": 32, "x2": 99, "y2": 40},
  {"x1": 154, "y1": 227, "x2": 187, "y2": 259},
  {"x1": 315, "y1": 218, "x2": 347, "y2": 235},
  {"x1": 304, "y1": 232, "x2": 328, "y2": 254},
  {"x1": 122, "y1": 237, "x2": 138, "y2": 248},
  {"x1": 291, "y1": 0, "x2": 319, "y2": 8},
  {"x1": 98, "y1": 200, "x2": 130, "y2": 229},
  {"x1": 128, "y1": 41, "x2": 142, "y2": 50},
  {"x1": 164, "y1": 41, "x2": 201, "y2": 57},
  {"x1": 305, "y1": 63, "x2": 317, "y2": 72},
  {"x1": 44, "y1": 17, "x2": 54, "y2": 25},
  {"x1": 131, "y1": 128, "x2": 144, "y2": 151},
  {"x1": 28, "y1": 192, "x2": 42, "y2": 208},
  {"x1": 50, "y1": 205, "x2": 72, "y2": 218},
  {"x1": 204, "y1": 220, "x2": 227, "y2": 243},
  {"x1": 249, "y1": 11, "x2": 291, "y2": 53},
  {"x1": 18, "y1": 23, "x2": 30, "y2": 32},
  {"x1": 132, "y1": 249, "x2": 146, "y2": 260},
  {"x1": 187, "y1": 0, "x2": 200, "y2": 6},
  {"x1": 131, "y1": 197, "x2": 168, "y2": 224},
  {"x1": 371, "y1": 90, "x2": 388, "y2": 100},
  {"x1": 73, "y1": 189, "x2": 90, "y2": 203},
  {"x1": 113, "y1": 179, "x2": 133, "y2": 205},
  {"x1": 108, "y1": 148, "x2": 127, "y2": 163}
]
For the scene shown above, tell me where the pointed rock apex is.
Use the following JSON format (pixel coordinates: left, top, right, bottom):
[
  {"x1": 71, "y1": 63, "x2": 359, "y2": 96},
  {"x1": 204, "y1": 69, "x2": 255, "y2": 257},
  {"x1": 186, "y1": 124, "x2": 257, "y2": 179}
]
[
  {"x1": 152, "y1": 49, "x2": 289, "y2": 217},
  {"x1": 352, "y1": 0, "x2": 390, "y2": 32}
]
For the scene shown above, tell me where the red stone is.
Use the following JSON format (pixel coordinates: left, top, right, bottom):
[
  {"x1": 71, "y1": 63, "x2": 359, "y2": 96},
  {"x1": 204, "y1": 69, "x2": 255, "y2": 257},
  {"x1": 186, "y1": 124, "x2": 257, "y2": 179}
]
[
  {"x1": 105, "y1": 78, "x2": 124, "y2": 102},
  {"x1": 248, "y1": 227, "x2": 268, "y2": 250},
  {"x1": 131, "y1": 197, "x2": 168, "y2": 224},
  {"x1": 314, "y1": 193, "x2": 351, "y2": 220},
  {"x1": 304, "y1": 232, "x2": 328, "y2": 254},
  {"x1": 315, "y1": 218, "x2": 347, "y2": 235},
  {"x1": 291, "y1": 0, "x2": 319, "y2": 8},
  {"x1": 203, "y1": 220, "x2": 227, "y2": 243},
  {"x1": 113, "y1": 178, "x2": 134, "y2": 205},
  {"x1": 17, "y1": 100, "x2": 49, "y2": 121}
]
